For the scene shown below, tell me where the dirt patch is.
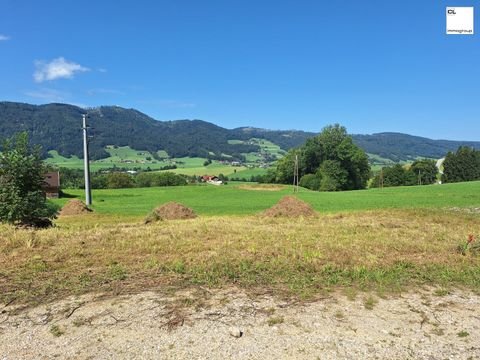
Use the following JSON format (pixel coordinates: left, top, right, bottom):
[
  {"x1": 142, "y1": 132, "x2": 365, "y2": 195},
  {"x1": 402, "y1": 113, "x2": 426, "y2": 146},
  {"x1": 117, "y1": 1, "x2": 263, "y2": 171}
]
[
  {"x1": 263, "y1": 195, "x2": 316, "y2": 218},
  {"x1": 1, "y1": 287, "x2": 479, "y2": 359},
  {"x1": 146, "y1": 202, "x2": 197, "y2": 223},
  {"x1": 59, "y1": 199, "x2": 92, "y2": 216},
  {"x1": 237, "y1": 184, "x2": 286, "y2": 191}
]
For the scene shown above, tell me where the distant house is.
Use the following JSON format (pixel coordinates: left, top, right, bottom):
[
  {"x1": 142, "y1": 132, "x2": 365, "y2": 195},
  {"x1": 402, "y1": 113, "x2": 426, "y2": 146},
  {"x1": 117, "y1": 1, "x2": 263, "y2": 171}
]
[
  {"x1": 201, "y1": 175, "x2": 216, "y2": 182},
  {"x1": 201, "y1": 175, "x2": 223, "y2": 185},
  {"x1": 43, "y1": 171, "x2": 60, "y2": 198}
]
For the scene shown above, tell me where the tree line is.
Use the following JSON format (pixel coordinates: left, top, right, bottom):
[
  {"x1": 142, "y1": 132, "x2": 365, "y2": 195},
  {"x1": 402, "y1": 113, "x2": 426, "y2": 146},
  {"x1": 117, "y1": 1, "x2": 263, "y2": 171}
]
[
  {"x1": 370, "y1": 160, "x2": 438, "y2": 188},
  {"x1": 369, "y1": 147, "x2": 480, "y2": 188},
  {"x1": 59, "y1": 168, "x2": 189, "y2": 190}
]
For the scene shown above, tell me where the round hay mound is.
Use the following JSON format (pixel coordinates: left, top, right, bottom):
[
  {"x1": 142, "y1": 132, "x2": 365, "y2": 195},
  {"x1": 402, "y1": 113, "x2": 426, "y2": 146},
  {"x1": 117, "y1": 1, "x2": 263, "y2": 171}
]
[
  {"x1": 147, "y1": 202, "x2": 197, "y2": 222},
  {"x1": 59, "y1": 199, "x2": 92, "y2": 216},
  {"x1": 263, "y1": 196, "x2": 316, "y2": 218}
]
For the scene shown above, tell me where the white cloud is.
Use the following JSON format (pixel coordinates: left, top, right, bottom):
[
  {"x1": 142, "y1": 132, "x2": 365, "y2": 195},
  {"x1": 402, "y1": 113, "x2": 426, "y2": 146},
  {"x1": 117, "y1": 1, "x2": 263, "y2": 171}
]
[
  {"x1": 0, "y1": 34, "x2": 10, "y2": 41},
  {"x1": 33, "y1": 57, "x2": 89, "y2": 82}
]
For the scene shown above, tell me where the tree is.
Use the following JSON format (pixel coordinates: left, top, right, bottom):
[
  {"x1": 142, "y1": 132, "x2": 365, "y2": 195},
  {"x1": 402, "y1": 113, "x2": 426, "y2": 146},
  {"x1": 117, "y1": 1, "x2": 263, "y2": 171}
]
[
  {"x1": 409, "y1": 159, "x2": 438, "y2": 185},
  {"x1": 381, "y1": 164, "x2": 408, "y2": 187},
  {"x1": 371, "y1": 163, "x2": 420, "y2": 188},
  {"x1": 274, "y1": 124, "x2": 370, "y2": 191},
  {"x1": 275, "y1": 150, "x2": 301, "y2": 184},
  {"x1": 106, "y1": 172, "x2": 134, "y2": 188},
  {"x1": 442, "y1": 147, "x2": 480, "y2": 183},
  {"x1": 0, "y1": 132, "x2": 57, "y2": 226},
  {"x1": 299, "y1": 173, "x2": 321, "y2": 191},
  {"x1": 317, "y1": 160, "x2": 348, "y2": 191}
]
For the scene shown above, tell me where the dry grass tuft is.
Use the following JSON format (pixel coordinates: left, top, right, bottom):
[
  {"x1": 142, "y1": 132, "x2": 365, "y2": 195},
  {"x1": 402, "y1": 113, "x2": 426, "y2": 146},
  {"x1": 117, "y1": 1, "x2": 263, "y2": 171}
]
[
  {"x1": 59, "y1": 199, "x2": 92, "y2": 216},
  {"x1": 263, "y1": 195, "x2": 316, "y2": 218},
  {"x1": 145, "y1": 202, "x2": 197, "y2": 223}
]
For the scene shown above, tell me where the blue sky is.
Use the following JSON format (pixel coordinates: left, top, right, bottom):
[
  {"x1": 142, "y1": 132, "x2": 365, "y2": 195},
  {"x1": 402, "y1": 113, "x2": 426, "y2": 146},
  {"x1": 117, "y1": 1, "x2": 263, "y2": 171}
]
[{"x1": 0, "y1": 0, "x2": 478, "y2": 140}]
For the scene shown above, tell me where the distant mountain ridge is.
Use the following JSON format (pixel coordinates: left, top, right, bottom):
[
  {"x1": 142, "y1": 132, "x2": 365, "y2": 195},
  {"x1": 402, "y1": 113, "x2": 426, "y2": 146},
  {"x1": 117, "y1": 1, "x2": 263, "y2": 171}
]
[
  {"x1": 0, "y1": 101, "x2": 479, "y2": 163},
  {"x1": 352, "y1": 132, "x2": 480, "y2": 162}
]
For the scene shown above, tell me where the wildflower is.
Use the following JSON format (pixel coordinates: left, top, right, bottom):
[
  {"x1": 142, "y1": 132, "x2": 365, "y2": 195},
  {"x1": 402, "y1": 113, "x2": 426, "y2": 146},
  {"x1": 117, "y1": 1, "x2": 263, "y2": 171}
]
[{"x1": 467, "y1": 234, "x2": 475, "y2": 244}]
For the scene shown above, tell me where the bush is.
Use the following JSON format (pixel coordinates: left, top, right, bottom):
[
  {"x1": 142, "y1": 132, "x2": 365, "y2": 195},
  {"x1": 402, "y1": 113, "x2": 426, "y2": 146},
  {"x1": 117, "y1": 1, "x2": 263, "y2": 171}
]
[
  {"x1": 299, "y1": 174, "x2": 320, "y2": 190},
  {"x1": 106, "y1": 172, "x2": 134, "y2": 188},
  {"x1": 0, "y1": 132, "x2": 58, "y2": 226},
  {"x1": 135, "y1": 172, "x2": 187, "y2": 188}
]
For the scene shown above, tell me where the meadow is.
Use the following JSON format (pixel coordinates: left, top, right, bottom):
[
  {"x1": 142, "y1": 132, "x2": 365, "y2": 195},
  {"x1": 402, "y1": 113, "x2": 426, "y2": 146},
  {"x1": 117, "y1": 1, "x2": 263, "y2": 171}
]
[
  {"x1": 44, "y1": 145, "x2": 271, "y2": 178},
  {"x1": 52, "y1": 181, "x2": 480, "y2": 218},
  {"x1": 1, "y1": 181, "x2": 479, "y2": 307}
]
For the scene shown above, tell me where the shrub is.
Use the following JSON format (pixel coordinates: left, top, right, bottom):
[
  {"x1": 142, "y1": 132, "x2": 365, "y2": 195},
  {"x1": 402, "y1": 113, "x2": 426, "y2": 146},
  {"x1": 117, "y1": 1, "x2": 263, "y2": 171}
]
[{"x1": 0, "y1": 132, "x2": 58, "y2": 226}]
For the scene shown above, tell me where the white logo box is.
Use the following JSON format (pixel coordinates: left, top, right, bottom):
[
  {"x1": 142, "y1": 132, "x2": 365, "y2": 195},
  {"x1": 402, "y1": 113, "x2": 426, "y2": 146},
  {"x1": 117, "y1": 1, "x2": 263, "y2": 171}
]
[{"x1": 446, "y1": 7, "x2": 474, "y2": 35}]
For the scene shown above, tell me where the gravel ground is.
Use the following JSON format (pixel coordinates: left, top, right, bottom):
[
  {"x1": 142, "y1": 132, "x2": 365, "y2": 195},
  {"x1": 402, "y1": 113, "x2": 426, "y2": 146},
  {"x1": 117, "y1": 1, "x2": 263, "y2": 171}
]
[{"x1": 1, "y1": 287, "x2": 479, "y2": 359}]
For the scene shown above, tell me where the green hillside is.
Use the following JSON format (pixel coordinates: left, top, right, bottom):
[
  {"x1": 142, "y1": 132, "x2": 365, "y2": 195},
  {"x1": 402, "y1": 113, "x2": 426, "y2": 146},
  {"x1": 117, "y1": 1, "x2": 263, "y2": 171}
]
[{"x1": 2, "y1": 102, "x2": 479, "y2": 166}]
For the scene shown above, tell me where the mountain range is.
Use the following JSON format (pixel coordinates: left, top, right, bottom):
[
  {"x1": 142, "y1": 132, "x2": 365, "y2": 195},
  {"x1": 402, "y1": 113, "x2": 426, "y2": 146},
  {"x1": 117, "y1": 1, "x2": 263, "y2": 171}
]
[{"x1": 1, "y1": 101, "x2": 479, "y2": 163}]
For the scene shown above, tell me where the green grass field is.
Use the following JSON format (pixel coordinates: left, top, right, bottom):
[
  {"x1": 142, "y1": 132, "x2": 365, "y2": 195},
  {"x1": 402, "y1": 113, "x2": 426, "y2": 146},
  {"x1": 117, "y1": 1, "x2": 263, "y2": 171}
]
[
  {"x1": 161, "y1": 158, "x2": 247, "y2": 176},
  {"x1": 230, "y1": 137, "x2": 286, "y2": 164},
  {"x1": 2, "y1": 180, "x2": 480, "y2": 306},
  {"x1": 45, "y1": 149, "x2": 165, "y2": 171},
  {"x1": 53, "y1": 181, "x2": 480, "y2": 219},
  {"x1": 45, "y1": 148, "x2": 255, "y2": 176}
]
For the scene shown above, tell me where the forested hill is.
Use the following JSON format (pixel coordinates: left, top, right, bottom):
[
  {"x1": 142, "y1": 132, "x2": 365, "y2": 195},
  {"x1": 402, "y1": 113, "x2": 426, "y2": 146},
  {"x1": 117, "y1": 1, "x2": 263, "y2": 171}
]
[
  {"x1": 352, "y1": 133, "x2": 480, "y2": 162},
  {"x1": 0, "y1": 101, "x2": 310, "y2": 160},
  {"x1": 1, "y1": 101, "x2": 479, "y2": 162}
]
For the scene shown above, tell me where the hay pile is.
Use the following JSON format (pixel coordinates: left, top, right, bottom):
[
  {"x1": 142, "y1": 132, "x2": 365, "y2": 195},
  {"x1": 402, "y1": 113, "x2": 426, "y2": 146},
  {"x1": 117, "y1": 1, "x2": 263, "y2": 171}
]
[
  {"x1": 263, "y1": 196, "x2": 316, "y2": 218},
  {"x1": 59, "y1": 199, "x2": 92, "y2": 216},
  {"x1": 145, "y1": 202, "x2": 197, "y2": 223}
]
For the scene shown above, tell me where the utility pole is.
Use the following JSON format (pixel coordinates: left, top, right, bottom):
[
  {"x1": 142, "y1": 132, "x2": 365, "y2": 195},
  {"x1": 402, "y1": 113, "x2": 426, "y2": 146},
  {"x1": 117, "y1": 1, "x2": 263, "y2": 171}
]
[
  {"x1": 293, "y1": 154, "x2": 299, "y2": 193},
  {"x1": 379, "y1": 168, "x2": 384, "y2": 189},
  {"x1": 82, "y1": 114, "x2": 92, "y2": 206}
]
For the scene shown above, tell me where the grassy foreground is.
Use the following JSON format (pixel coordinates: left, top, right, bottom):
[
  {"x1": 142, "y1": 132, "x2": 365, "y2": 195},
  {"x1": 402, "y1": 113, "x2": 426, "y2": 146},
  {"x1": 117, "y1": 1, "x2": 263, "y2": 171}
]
[{"x1": 1, "y1": 208, "x2": 479, "y2": 306}]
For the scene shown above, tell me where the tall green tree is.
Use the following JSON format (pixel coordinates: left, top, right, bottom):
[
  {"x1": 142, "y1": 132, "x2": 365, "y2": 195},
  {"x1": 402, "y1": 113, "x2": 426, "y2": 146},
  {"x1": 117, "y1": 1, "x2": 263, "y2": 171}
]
[
  {"x1": 409, "y1": 159, "x2": 438, "y2": 185},
  {"x1": 275, "y1": 124, "x2": 370, "y2": 191},
  {"x1": 0, "y1": 132, "x2": 57, "y2": 226},
  {"x1": 442, "y1": 147, "x2": 480, "y2": 183}
]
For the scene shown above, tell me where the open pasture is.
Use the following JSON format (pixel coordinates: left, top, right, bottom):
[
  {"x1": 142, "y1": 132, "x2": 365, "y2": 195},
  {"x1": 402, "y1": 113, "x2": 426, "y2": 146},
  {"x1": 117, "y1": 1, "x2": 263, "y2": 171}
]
[
  {"x1": 1, "y1": 181, "x2": 479, "y2": 306},
  {"x1": 52, "y1": 181, "x2": 480, "y2": 218}
]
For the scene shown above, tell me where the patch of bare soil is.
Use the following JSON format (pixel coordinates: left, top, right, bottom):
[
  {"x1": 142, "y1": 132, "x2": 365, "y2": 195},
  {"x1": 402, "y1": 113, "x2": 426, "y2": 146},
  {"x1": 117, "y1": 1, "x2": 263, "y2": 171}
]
[
  {"x1": 146, "y1": 202, "x2": 197, "y2": 223},
  {"x1": 263, "y1": 195, "x2": 316, "y2": 217},
  {"x1": 238, "y1": 185, "x2": 286, "y2": 191},
  {"x1": 0, "y1": 287, "x2": 479, "y2": 359},
  {"x1": 59, "y1": 199, "x2": 92, "y2": 216}
]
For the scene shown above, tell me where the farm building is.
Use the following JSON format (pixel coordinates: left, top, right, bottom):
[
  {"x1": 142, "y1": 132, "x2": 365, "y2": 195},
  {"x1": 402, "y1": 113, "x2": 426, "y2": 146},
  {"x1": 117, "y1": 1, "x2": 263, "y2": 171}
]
[
  {"x1": 201, "y1": 175, "x2": 223, "y2": 185},
  {"x1": 42, "y1": 171, "x2": 60, "y2": 198}
]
